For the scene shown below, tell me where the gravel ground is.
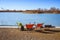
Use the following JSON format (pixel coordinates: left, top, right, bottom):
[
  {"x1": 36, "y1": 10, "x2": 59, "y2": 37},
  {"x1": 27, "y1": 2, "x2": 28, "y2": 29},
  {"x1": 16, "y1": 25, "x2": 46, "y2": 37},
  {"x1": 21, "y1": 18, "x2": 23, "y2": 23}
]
[{"x1": 0, "y1": 28, "x2": 60, "y2": 40}]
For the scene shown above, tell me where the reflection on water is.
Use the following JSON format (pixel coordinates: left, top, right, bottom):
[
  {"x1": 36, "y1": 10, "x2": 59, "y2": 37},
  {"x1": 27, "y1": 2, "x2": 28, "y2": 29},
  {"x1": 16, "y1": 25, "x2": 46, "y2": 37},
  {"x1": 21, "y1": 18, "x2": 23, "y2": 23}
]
[{"x1": 0, "y1": 12, "x2": 60, "y2": 26}]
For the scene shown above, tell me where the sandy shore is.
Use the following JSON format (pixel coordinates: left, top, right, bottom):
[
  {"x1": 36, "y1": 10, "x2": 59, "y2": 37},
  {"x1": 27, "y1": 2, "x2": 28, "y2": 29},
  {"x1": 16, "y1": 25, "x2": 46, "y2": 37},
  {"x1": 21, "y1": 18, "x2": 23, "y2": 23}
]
[{"x1": 0, "y1": 28, "x2": 60, "y2": 40}]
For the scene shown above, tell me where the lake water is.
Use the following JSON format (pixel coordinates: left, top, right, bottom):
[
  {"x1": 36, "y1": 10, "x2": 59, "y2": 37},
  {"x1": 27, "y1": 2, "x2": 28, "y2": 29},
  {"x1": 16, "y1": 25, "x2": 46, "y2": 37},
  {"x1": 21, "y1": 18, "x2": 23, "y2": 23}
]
[{"x1": 0, "y1": 12, "x2": 60, "y2": 27}]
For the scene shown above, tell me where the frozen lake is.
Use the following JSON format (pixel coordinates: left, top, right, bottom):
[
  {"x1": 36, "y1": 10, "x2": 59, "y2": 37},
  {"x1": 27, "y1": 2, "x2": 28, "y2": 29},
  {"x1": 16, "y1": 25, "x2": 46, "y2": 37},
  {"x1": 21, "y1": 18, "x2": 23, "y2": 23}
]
[{"x1": 0, "y1": 12, "x2": 60, "y2": 27}]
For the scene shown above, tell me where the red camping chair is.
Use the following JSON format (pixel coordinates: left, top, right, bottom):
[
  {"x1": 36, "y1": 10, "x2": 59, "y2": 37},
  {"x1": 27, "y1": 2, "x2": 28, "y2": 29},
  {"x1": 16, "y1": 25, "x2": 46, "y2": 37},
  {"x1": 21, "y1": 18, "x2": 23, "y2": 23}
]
[
  {"x1": 26, "y1": 24, "x2": 34, "y2": 30},
  {"x1": 36, "y1": 23, "x2": 43, "y2": 28}
]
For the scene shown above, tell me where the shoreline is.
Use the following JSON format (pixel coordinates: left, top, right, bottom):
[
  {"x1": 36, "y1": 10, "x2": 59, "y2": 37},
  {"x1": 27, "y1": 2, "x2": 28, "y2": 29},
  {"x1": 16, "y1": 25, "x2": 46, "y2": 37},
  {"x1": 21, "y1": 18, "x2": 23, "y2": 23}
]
[{"x1": 0, "y1": 26, "x2": 60, "y2": 28}]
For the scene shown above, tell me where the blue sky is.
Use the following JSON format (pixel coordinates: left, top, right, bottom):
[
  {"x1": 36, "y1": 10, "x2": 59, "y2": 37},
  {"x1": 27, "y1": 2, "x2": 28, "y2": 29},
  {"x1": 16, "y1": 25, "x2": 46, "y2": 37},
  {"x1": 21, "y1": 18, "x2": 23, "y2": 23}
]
[{"x1": 0, "y1": 0, "x2": 60, "y2": 10}]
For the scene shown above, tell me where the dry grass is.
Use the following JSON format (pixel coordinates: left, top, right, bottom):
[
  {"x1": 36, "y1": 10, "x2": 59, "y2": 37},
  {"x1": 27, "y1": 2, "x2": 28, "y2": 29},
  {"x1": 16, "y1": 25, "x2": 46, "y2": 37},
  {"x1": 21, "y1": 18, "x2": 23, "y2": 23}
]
[{"x1": 0, "y1": 28, "x2": 60, "y2": 40}]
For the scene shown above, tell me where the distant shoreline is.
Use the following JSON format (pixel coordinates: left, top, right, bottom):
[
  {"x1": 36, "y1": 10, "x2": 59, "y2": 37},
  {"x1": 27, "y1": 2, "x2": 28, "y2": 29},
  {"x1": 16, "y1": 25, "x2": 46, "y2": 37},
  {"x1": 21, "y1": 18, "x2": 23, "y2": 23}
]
[
  {"x1": 0, "y1": 7, "x2": 60, "y2": 14},
  {"x1": 0, "y1": 11, "x2": 60, "y2": 14}
]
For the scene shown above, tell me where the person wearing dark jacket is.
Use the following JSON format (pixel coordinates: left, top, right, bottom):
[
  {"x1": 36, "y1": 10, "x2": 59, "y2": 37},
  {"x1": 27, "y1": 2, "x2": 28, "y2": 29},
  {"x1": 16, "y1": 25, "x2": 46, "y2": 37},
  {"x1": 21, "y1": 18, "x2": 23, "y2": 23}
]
[
  {"x1": 17, "y1": 22, "x2": 24, "y2": 31},
  {"x1": 21, "y1": 25, "x2": 24, "y2": 31}
]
